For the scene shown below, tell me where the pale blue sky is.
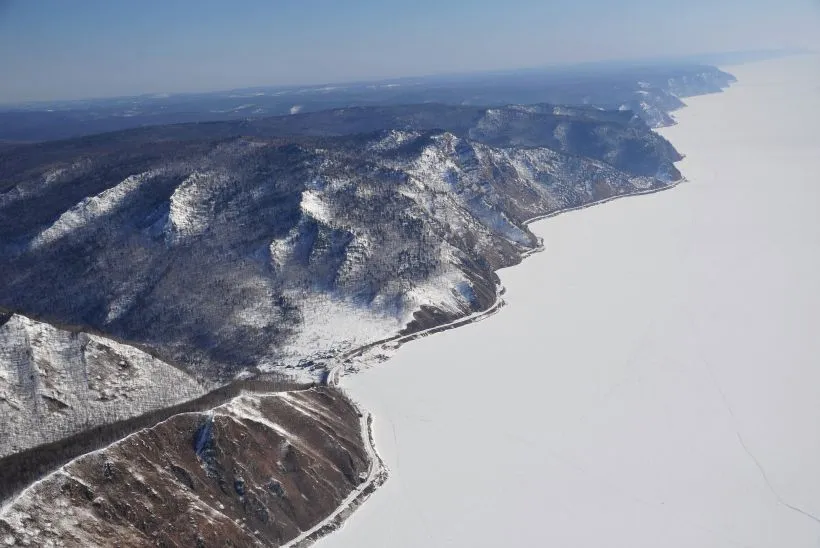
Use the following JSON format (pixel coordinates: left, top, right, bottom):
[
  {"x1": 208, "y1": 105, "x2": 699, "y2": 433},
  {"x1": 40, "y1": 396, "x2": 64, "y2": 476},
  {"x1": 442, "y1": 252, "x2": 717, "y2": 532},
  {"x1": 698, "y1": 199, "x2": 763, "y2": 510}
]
[{"x1": 0, "y1": 0, "x2": 817, "y2": 102}]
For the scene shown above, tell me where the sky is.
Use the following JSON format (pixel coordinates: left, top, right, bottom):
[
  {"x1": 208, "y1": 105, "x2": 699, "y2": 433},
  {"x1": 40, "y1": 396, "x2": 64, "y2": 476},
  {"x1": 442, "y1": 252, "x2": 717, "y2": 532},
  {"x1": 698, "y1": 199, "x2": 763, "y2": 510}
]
[{"x1": 0, "y1": 0, "x2": 818, "y2": 103}]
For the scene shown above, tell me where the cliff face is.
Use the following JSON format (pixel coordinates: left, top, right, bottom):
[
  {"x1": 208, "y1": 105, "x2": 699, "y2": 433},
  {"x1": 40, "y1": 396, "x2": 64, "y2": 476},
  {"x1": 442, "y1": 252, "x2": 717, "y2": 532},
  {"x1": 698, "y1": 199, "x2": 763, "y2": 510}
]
[
  {"x1": 0, "y1": 312, "x2": 204, "y2": 458},
  {"x1": 0, "y1": 104, "x2": 682, "y2": 382},
  {"x1": 0, "y1": 388, "x2": 372, "y2": 547}
]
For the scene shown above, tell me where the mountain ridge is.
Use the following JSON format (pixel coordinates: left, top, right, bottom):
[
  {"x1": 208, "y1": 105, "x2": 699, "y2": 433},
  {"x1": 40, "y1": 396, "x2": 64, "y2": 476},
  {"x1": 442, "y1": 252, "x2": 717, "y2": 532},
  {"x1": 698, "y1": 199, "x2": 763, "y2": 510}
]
[
  {"x1": 0, "y1": 66, "x2": 736, "y2": 547},
  {"x1": 0, "y1": 64, "x2": 736, "y2": 142},
  {"x1": 0, "y1": 107, "x2": 684, "y2": 382}
]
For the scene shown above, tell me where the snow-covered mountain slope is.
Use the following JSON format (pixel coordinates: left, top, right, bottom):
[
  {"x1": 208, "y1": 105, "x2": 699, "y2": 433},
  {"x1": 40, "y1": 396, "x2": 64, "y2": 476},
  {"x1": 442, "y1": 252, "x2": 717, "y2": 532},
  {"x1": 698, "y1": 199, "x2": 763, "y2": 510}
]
[
  {"x1": 0, "y1": 311, "x2": 204, "y2": 458},
  {"x1": 0, "y1": 105, "x2": 683, "y2": 382}
]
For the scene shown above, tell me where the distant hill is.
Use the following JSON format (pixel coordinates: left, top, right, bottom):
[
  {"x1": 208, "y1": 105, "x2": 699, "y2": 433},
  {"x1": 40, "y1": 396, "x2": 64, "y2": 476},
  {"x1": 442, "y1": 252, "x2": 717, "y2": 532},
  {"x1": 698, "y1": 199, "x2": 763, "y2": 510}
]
[{"x1": 0, "y1": 64, "x2": 736, "y2": 142}]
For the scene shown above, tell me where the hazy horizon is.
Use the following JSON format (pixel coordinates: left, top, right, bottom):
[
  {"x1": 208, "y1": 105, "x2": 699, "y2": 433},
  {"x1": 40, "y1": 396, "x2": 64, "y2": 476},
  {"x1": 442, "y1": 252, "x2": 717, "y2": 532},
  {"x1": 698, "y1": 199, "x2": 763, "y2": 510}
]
[
  {"x1": 0, "y1": 48, "x2": 806, "y2": 108},
  {"x1": 1, "y1": 0, "x2": 818, "y2": 104}
]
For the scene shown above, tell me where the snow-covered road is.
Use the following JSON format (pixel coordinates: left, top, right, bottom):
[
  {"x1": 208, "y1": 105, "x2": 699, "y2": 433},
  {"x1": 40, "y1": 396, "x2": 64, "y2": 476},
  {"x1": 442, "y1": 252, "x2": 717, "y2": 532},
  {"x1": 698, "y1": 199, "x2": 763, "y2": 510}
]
[{"x1": 319, "y1": 54, "x2": 820, "y2": 547}]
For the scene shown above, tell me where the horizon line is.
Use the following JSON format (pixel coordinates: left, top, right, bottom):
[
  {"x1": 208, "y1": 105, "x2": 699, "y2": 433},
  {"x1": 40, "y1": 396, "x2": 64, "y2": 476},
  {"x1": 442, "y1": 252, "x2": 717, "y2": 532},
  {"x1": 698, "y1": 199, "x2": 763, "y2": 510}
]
[{"x1": 0, "y1": 47, "x2": 809, "y2": 110}]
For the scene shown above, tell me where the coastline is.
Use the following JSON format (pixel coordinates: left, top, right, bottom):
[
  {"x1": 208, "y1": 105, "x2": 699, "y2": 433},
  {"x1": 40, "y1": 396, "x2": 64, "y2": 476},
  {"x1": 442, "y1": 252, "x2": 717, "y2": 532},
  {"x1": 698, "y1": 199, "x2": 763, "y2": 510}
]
[
  {"x1": 326, "y1": 53, "x2": 817, "y2": 546},
  {"x1": 0, "y1": 83, "x2": 719, "y2": 547},
  {"x1": 330, "y1": 175, "x2": 686, "y2": 381},
  {"x1": 1, "y1": 165, "x2": 689, "y2": 544},
  {"x1": 312, "y1": 179, "x2": 689, "y2": 540}
]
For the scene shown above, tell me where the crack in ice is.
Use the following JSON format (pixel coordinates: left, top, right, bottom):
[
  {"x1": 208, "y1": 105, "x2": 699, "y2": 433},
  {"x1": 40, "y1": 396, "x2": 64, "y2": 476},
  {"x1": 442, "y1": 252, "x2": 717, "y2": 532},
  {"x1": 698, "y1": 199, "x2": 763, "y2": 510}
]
[{"x1": 698, "y1": 352, "x2": 820, "y2": 527}]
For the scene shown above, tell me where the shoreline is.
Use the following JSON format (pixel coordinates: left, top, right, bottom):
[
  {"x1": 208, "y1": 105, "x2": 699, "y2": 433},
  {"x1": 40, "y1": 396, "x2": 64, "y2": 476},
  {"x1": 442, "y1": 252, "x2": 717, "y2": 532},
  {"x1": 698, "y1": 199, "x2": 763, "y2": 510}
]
[
  {"x1": 523, "y1": 178, "x2": 684, "y2": 228},
  {"x1": 314, "y1": 176, "x2": 688, "y2": 542},
  {"x1": 0, "y1": 121, "x2": 692, "y2": 546},
  {"x1": 329, "y1": 175, "x2": 686, "y2": 383},
  {"x1": 319, "y1": 55, "x2": 820, "y2": 547},
  {"x1": 0, "y1": 173, "x2": 688, "y2": 546},
  {"x1": 285, "y1": 412, "x2": 388, "y2": 547}
]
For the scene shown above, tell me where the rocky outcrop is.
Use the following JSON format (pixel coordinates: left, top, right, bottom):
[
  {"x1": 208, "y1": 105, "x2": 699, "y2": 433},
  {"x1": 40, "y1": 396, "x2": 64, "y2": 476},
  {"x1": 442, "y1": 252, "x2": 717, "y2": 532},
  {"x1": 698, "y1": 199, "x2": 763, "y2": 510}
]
[{"x1": 0, "y1": 388, "x2": 372, "y2": 547}]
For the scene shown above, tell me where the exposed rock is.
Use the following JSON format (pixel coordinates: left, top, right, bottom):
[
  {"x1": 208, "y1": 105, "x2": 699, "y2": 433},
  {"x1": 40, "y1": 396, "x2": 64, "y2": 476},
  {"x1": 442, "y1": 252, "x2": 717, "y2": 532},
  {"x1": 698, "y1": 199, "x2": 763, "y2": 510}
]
[{"x1": 0, "y1": 388, "x2": 370, "y2": 547}]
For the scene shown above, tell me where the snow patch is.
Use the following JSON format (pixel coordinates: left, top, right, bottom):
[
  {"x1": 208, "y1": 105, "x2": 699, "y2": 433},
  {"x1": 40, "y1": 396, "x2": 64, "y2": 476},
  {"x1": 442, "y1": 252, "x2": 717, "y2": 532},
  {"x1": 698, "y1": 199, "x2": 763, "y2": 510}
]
[
  {"x1": 29, "y1": 170, "x2": 160, "y2": 250},
  {"x1": 299, "y1": 190, "x2": 334, "y2": 226}
]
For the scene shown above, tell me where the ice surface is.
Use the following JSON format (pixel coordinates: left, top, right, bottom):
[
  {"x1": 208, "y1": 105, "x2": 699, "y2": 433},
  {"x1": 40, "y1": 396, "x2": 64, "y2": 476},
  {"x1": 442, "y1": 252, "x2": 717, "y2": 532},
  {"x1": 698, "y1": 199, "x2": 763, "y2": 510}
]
[{"x1": 319, "y1": 55, "x2": 820, "y2": 547}]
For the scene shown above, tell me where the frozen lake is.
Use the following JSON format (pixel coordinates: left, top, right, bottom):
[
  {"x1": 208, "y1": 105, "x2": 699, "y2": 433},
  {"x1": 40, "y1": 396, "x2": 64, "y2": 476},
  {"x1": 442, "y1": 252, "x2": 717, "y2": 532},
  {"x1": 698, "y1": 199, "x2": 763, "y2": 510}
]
[{"x1": 319, "y1": 55, "x2": 820, "y2": 547}]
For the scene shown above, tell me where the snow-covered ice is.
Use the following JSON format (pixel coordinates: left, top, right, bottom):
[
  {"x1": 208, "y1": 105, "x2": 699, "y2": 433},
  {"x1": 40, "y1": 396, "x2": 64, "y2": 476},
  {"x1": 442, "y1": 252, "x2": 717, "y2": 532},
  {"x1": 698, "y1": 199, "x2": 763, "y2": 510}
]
[{"x1": 319, "y1": 54, "x2": 820, "y2": 547}]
